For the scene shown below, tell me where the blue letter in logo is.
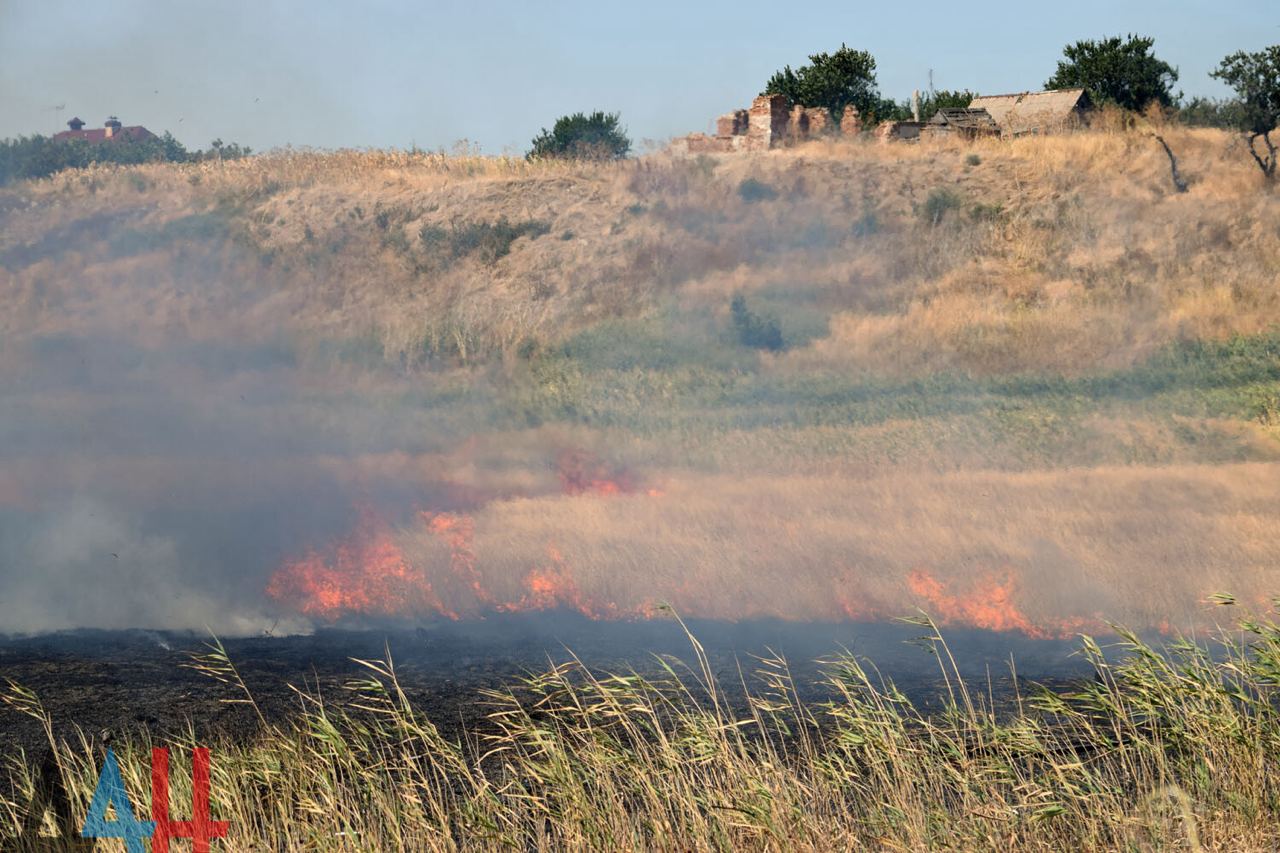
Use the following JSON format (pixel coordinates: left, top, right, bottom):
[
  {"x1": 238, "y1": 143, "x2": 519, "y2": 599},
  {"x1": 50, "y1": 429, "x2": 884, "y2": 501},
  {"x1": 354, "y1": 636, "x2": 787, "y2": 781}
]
[{"x1": 81, "y1": 748, "x2": 155, "y2": 853}]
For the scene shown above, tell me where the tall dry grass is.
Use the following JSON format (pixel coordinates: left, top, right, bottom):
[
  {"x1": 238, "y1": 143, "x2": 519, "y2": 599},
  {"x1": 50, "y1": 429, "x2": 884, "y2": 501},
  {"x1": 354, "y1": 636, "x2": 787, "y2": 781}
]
[
  {"x1": 6, "y1": 615, "x2": 1280, "y2": 850},
  {"x1": 394, "y1": 461, "x2": 1280, "y2": 630},
  {"x1": 3, "y1": 126, "x2": 1275, "y2": 371}
]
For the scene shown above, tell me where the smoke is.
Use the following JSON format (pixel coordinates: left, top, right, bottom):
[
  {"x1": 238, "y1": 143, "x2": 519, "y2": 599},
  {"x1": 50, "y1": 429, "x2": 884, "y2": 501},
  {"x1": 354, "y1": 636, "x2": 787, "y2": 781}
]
[
  {"x1": 3, "y1": 135, "x2": 1278, "y2": 637},
  {"x1": 0, "y1": 323, "x2": 652, "y2": 635},
  {"x1": 0, "y1": 329, "x2": 408, "y2": 635},
  {"x1": 0, "y1": 498, "x2": 306, "y2": 635}
]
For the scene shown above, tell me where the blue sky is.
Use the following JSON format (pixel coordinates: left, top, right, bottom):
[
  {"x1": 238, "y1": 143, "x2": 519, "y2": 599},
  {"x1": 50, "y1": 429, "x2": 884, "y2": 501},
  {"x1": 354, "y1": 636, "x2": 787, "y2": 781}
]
[{"x1": 0, "y1": 1, "x2": 1273, "y2": 154}]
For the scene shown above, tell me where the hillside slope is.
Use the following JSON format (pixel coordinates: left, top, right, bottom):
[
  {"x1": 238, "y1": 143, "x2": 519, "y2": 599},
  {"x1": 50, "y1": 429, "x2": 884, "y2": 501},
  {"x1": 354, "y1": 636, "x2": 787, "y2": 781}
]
[
  {"x1": 3, "y1": 127, "x2": 1276, "y2": 370},
  {"x1": 1, "y1": 127, "x2": 1278, "y2": 634}
]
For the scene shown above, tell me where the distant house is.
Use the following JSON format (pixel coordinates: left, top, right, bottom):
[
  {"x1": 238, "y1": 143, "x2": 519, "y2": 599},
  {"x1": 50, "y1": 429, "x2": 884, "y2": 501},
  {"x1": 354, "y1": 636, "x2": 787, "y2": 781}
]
[
  {"x1": 968, "y1": 89, "x2": 1090, "y2": 136},
  {"x1": 924, "y1": 108, "x2": 1000, "y2": 139},
  {"x1": 52, "y1": 116, "x2": 157, "y2": 143}
]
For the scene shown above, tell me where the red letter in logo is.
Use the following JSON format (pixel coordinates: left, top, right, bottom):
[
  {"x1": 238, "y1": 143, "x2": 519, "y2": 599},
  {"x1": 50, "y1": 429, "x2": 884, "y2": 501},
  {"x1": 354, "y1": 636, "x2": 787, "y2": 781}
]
[{"x1": 150, "y1": 747, "x2": 230, "y2": 853}]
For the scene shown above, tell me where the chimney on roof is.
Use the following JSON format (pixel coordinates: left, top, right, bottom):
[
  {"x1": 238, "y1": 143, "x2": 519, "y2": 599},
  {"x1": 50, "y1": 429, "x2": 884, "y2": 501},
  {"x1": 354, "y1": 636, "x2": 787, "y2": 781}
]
[
  {"x1": 67, "y1": 117, "x2": 85, "y2": 131},
  {"x1": 104, "y1": 116, "x2": 122, "y2": 138}
]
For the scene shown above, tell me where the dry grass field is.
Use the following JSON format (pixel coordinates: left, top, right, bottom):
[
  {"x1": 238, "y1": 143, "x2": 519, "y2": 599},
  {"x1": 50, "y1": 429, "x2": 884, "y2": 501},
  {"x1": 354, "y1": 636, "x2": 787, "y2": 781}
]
[
  {"x1": 9, "y1": 618, "x2": 1280, "y2": 850},
  {"x1": 1, "y1": 125, "x2": 1279, "y2": 636},
  {"x1": 4, "y1": 125, "x2": 1277, "y2": 369},
  {"x1": 3, "y1": 124, "x2": 1280, "y2": 849}
]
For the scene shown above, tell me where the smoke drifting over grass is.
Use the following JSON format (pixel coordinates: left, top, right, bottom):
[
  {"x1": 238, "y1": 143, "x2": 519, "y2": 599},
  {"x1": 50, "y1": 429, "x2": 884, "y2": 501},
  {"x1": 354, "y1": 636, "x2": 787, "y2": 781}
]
[
  {"x1": 1, "y1": 128, "x2": 1278, "y2": 635},
  {"x1": 0, "y1": 499, "x2": 309, "y2": 634}
]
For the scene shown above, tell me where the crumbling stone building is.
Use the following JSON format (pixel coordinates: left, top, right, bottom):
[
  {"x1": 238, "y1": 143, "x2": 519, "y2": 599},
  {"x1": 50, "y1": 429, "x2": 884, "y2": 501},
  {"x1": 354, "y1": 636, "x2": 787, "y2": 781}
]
[
  {"x1": 678, "y1": 86, "x2": 1092, "y2": 153},
  {"x1": 680, "y1": 95, "x2": 864, "y2": 153}
]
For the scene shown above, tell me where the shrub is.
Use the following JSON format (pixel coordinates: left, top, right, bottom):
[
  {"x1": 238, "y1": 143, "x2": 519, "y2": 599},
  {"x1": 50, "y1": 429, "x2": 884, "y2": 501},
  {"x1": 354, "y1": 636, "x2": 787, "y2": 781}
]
[
  {"x1": 528, "y1": 112, "x2": 630, "y2": 161},
  {"x1": 851, "y1": 207, "x2": 879, "y2": 237},
  {"x1": 922, "y1": 188, "x2": 962, "y2": 225},
  {"x1": 970, "y1": 202, "x2": 1003, "y2": 222},
  {"x1": 965, "y1": 153, "x2": 982, "y2": 166},
  {"x1": 730, "y1": 294, "x2": 784, "y2": 351},
  {"x1": 1178, "y1": 96, "x2": 1250, "y2": 128},
  {"x1": 419, "y1": 217, "x2": 551, "y2": 266},
  {"x1": 737, "y1": 177, "x2": 778, "y2": 202},
  {"x1": 199, "y1": 138, "x2": 252, "y2": 161}
]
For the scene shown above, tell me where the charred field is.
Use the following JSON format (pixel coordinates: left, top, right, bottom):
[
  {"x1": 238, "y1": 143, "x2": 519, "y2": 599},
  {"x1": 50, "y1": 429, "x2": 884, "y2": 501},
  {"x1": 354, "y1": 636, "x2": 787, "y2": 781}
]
[
  {"x1": 0, "y1": 615, "x2": 1091, "y2": 761},
  {"x1": 3, "y1": 127, "x2": 1280, "y2": 848}
]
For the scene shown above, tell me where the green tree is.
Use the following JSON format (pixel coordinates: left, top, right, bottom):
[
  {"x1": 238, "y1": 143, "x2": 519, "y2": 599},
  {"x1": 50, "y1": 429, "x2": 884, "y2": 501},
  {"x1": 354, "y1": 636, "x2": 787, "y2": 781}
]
[
  {"x1": 873, "y1": 89, "x2": 979, "y2": 123},
  {"x1": 0, "y1": 131, "x2": 192, "y2": 186},
  {"x1": 199, "y1": 138, "x2": 252, "y2": 161},
  {"x1": 1178, "y1": 96, "x2": 1250, "y2": 129},
  {"x1": 528, "y1": 112, "x2": 630, "y2": 160},
  {"x1": 0, "y1": 130, "x2": 254, "y2": 186},
  {"x1": 763, "y1": 45, "x2": 886, "y2": 123},
  {"x1": 1045, "y1": 35, "x2": 1178, "y2": 110},
  {"x1": 918, "y1": 89, "x2": 979, "y2": 120},
  {"x1": 1210, "y1": 46, "x2": 1280, "y2": 178}
]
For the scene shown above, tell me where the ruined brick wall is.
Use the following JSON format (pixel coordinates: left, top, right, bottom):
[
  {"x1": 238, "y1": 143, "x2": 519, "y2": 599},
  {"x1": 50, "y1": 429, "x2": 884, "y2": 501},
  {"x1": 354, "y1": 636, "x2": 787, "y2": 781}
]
[
  {"x1": 788, "y1": 105, "x2": 809, "y2": 142},
  {"x1": 747, "y1": 94, "x2": 789, "y2": 151},
  {"x1": 876, "y1": 121, "x2": 924, "y2": 143},
  {"x1": 716, "y1": 109, "x2": 749, "y2": 137},
  {"x1": 804, "y1": 107, "x2": 831, "y2": 135},
  {"x1": 840, "y1": 105, "x2": 863, "y2": 135},
  {"x1": 677, "y1": 94, "x2": 867, "y2": 155},
  {"x1": 684, "y1": 133, "x2": 738, "y2": 153}
]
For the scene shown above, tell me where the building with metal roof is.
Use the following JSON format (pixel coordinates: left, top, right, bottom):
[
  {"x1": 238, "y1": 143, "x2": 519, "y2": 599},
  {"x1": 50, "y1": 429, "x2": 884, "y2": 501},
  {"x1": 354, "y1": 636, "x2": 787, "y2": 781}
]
[{"x1": 968, "y1": 89, "x2": 1090, "y2": 136}]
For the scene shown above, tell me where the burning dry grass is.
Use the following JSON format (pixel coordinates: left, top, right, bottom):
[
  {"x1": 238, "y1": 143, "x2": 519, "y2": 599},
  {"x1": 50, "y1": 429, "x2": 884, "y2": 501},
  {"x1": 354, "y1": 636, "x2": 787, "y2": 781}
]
[
  {"x1": 2, "y1": 125, "x2": 1278, "y2": 635},
  {"x1": 257, "y1": 461, "x2": 1280, "y2": 635},
  {"x1": 7, "y1": 617, "x2": 1280, "y2": 850},
  {"x1": 5, "y1": 123, "x2": 1280, "y2": 849}
]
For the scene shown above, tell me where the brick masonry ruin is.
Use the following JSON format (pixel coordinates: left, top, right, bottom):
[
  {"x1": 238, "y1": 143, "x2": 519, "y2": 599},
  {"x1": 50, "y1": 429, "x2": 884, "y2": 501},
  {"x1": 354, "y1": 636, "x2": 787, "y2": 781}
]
[
  {"x1": 676, "y1": 87, "x2": 1090, "y2": 153},
  {"x1": 680, "y1": 95, "x2": 864, "y2": 153}
]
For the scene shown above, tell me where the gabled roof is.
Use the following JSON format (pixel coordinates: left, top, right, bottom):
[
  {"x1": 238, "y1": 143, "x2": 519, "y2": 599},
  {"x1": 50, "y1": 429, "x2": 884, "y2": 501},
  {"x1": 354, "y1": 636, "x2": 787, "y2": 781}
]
[
  {"x1": 52, "y1": 126, "x2": 157, "y2": 143},
  {"x1": 969, "y1": 88, "x2": 1089, "y2": 134},
  {"x1": 928, "y1": 108, "x2": 999, "y2": 130}
]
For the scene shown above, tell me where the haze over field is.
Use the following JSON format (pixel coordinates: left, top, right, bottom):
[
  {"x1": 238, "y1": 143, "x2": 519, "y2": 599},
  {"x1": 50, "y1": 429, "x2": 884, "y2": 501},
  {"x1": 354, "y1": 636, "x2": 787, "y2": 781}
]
[
  {"x1": 9, "y1": 4, "x2": 1280, "y2": 845},
  {"x1": 2, "y1": 127, "x2": 1278, "y2": 635},
  {"x1": 0, "y1": 0, "x2": 1266, "y2": 153}
]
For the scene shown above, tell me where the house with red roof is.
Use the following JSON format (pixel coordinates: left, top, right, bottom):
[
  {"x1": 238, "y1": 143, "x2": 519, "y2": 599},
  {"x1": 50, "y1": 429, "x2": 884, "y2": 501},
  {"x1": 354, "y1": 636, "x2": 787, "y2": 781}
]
[{"x1": 52, "y1": 116, "x2": 157, "y2": 143}]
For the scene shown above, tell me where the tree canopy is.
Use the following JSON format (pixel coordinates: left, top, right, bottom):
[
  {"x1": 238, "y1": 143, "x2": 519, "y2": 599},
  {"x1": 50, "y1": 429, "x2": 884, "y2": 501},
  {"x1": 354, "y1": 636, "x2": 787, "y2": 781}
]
[
  {"x1": 0, "y1": 132, "x2": 250, "y2": 186},
  {"x1": 916, "y1": 89, "x2": 978, "y2": 120},
  {"x1": 763, "y1": 45, "x2": 890, "y2": 123},
  {"x1": 1210, "y1": 45, "x2": 1280, "y2": 177},
  {"x1": 528, "y1": 112, "x2": 630, "y2": 161},
  {"x1": 1045, "y1": 35, "x2": 1179, "y2": 110}
]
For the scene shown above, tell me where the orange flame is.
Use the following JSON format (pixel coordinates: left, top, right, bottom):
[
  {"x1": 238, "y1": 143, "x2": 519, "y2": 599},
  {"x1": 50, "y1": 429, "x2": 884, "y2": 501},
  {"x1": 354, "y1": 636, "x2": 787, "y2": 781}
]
[
  {"x1": 497, "y1": 544, "x2": 658, "y2": 619},
  {"x1": 556, "y1": 450, "x2": 636, "y2": 496},
  {"x1": 265, "y1": 487, "x2": 1150, "y2": 638},
  {"x1": 266, "y1": 505, "x2": 456, "y2": 620},
  {"x1": 420, "y1": 511, "x2": 490, "y2": 606},
  {"x1": 907, "y1": 568, "x2": 1097, "y2": 639}
]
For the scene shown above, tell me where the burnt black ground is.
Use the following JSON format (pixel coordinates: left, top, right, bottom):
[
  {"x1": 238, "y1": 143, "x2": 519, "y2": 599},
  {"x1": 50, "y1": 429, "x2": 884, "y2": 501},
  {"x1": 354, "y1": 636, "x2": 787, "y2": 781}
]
[{"x1": 0, "y1": 614, "x2": 1095, "y2": 762}]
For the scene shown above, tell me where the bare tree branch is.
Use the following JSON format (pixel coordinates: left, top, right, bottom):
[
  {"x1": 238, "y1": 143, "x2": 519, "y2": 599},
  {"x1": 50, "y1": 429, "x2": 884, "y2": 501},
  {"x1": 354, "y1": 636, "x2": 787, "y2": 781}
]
[
  {"x1": 1151, "y1": 134, "x2": 1188, "y2": 192},
  {"x1": 1247, "y1": 132, "x2": 1278, "y2": 179}
]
